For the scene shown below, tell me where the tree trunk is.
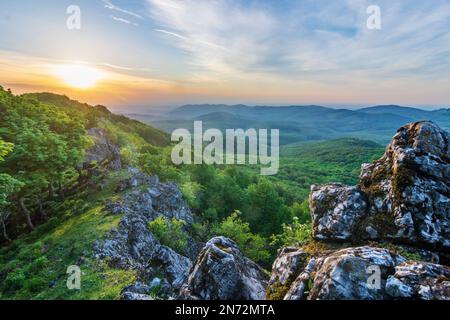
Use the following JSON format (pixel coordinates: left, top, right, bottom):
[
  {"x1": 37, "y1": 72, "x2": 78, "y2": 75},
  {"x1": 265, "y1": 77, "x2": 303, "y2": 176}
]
[
  {"x1": 0, "y1": 218, "x2": 11, "y2": 242},
  {"x1": 38, "y1": 201, "x2": 47, "y2": 221},
  {"x1": 48, "y1": 182, "x2": 54, "y2": 199},
  {"x1": 19, "y1": 197, "x2": 34, "y2": 230},
  {"x1": 58, "y1": 182, "x2": 65, "y2": 201},
  {"x1": 77, "y1": 168, "x2": 83, "y2": 185}
]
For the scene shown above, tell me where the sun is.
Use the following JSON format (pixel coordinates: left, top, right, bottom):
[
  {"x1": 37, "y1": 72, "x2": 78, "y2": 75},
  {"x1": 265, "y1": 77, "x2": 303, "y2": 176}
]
[{"x1": 54, "y1": 64, "x2": 104, "y2": 89}]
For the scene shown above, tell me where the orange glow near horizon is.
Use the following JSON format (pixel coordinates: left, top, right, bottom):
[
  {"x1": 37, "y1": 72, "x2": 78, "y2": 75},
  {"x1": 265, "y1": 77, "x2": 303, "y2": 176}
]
[
  {"x1": 53, "y1": 64, "x2": 104, "y2": 89},
  {"x1": 1, "y1": 50, "x2": 450, "y2": 109}
]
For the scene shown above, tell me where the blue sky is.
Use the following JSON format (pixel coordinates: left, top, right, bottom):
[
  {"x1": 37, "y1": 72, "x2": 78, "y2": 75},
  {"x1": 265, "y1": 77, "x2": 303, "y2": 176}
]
[{"x1": 0, "y1": 0, "x2": 449, "y2": 109}]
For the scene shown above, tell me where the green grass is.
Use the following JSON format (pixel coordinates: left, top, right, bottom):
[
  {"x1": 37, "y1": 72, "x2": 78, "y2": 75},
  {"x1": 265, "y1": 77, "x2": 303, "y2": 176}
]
[{"x1": 0, "y1": 170, "x2": 137, "y2": 300}]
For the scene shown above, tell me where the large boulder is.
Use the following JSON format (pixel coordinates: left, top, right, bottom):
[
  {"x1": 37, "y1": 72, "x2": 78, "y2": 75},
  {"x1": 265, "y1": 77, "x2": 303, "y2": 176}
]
[
  {"x1": 310, "y1": 121, "x2": 450, "y2": 251},
  {"x1": 270, "y1": 245, "x2": 449, "y2": 300},
  {"x1": 179, "y1": 237, "x2": 269, "y2": 300},
  {"x1": 308, "y1": 247, "x2": 405, "y2": 300},
  {"x1": 310, "y1": 184, "x2": 367, "y2": 241},
  {"x1": 359, "y1": 121, "x2": 450, "y2": 249},
  {"x1": 386, "y1": 262, "x2": 450, "y2": 300},
  {"x1": 151, "y1": 245, "x2": 193, "y2": 291}
]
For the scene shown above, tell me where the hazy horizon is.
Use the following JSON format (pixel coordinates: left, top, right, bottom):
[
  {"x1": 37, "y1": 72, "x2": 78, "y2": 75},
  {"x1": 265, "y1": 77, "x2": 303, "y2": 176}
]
[{"x1": 120, "y1": 102, "x2": 450, "y2": 112}]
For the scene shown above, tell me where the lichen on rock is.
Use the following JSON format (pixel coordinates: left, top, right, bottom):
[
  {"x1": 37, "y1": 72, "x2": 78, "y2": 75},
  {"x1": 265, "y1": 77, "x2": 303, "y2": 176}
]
[
  {"x1": 310, "y1": 121, "x2": 450, "y2": 251},
  {"x1": 179, "y1": 237, "x2": 269, "y2": 300}
]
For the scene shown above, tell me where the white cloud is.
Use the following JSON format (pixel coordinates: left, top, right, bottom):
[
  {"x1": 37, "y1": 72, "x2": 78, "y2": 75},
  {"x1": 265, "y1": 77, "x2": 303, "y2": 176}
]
[
  {"x1": 110, "y1": 15, "x2": 138, "y2": 26},
  {"x1": 146, "y1": 0, "x2": 450, "y2": 86},
  {"x1": 141, "y1": 0, "x2": 450, "y2": 105},
  {"x1": 147, "y1": 0, "x2": 278, "y2": 79},
  {"x1": 102, "y1": 0, "x2": 143, "y2": 19}
]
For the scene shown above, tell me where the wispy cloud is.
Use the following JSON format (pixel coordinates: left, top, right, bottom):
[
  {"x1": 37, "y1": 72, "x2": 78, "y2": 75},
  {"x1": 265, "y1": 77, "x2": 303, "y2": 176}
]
[
  {"x1": 147, "y1": 0, "x2": 278, "y2": 80},
  {"x1": 155, "y1": 29, "x2": 187, "y2": 40},
  {"x1": 147, "y1": 0, "x2": 450, "y2": 87},
  {"x1": 110, "y1": 15, "x2": 138, "y2": 26},
  {"x1": 102, "y1": 0, "x2": 143, "y2": 19}
]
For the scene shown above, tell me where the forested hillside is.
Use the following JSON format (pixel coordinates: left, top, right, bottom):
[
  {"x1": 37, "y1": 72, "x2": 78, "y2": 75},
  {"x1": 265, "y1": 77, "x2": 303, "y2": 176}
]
[{"x1": 0, "y1": 87, "x2": 386, "y2": 299}]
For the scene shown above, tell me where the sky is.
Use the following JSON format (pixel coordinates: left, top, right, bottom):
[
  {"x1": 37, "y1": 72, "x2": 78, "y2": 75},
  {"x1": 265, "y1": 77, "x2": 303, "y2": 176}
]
[{"x1": 0, "y1": 0, "x2": 449, "y2": 111}]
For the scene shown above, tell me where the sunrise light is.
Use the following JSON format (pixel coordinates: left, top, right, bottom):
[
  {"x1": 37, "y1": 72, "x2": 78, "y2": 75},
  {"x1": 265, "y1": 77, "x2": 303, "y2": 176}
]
[{"x1": 54, "y1": 64, "x2": 104, "y2": 89}]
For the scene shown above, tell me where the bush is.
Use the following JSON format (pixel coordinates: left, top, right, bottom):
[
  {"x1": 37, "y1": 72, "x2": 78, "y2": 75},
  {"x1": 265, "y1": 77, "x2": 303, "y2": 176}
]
[
  {"x1": 271, "y1": 217, "x2": 313, "y2": 248},
  {"x1": 212, "y1": 211, "x2": 270, "y2": 265},
  {"x1": 25, "y1": 276, "x2": 48, "y2": 293},
  {"x1": 180, "y1": 181, "x2": 202, "y2": 211},
  {"x1": 291, "y1": 200, "x2": 310, "y2": 224},
  {"x1": 120, "y1": 147, "x2": 135, "y2": 166},
  {"x1": 4, "y1": 269, "x2": 26, "y2": 291},
  {"x1": 203, "y1": 208, "x2": 219, "y2": 222},
  {"x1": 148, "y1": 217, "x2": 189, "y2": 255},
  {"x1": 29, "y1": 256, "x2": 49, "y2": 273}
]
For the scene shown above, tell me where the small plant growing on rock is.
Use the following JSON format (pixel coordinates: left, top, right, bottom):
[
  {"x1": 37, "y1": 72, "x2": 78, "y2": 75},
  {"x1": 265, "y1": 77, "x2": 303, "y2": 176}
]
[
  {"x1": 148, "y1": 217, "x2": 188, "y2": 255},
  {"x1": 270, "y1": 217, "x2": 313, "y2": 248}
]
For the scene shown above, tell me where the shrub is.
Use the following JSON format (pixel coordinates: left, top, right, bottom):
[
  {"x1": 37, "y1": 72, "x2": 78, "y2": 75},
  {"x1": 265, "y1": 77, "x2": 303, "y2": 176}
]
[
  {"x1": 291, "y1": 199, "x2": 310, "y2": 224},
  {"x1": 203, "y1": 208, "x2": 219, "y2": 222},
  {"x1": 4, "y1": 269, "x2": 26, "y2": 291},
  {"x1": 25, "y1": 276, "x2": 48, "y2": 293},
  {"x1": 271, "y1": 217, "x2": 313, "y2": 248},
  {"x1": 148, "y1": 217, "x2": 188, "y2": 255},
  {"x1": 212, "y1": 211, "x2": 271, "y2": 265},
  {"x1": 180, "y1": 181, "x2": 202, "y2": 211},
  {"x1": 29, "y1": 256, "x2": 49, "y2": 273}
]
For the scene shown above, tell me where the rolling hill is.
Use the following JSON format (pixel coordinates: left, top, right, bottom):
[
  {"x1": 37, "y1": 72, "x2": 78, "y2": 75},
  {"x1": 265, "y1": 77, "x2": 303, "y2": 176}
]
[{"x1": 129, "y1": 104, "x2": 450, "y2": 145}]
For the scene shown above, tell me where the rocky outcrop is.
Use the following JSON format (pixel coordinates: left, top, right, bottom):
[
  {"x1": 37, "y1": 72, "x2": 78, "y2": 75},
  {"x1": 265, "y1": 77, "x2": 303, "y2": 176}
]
[
  {"x1": 265, "y1": 122, "x2": 450, "y2": 301},
  {"x1": 269, "y1": 245, "x2": 449, "y2": 300},
  {"x1": 180, "y1": 237, "x2": 269, "y2": 300},
  {"x1": 310, "y1": 184, "x2": 367, "y2": 241},
  {"x1": 308, "y1": 246, "x2": 405, "y2": 300},
  {"x1": 85, "y1": 128, "x2": 122, "y2": 170},
  {"x1": 284, "y1": 257, "x2": 317, "y2": 300},
  {"x1": 108, "y1": 169, "x2": 193, "y2": 226},
  {"x1": 266, "y1": 247, "x2": 309, "y2": 300},
  {"x1": 386, "y1": 262, "x2": 450, "y2": 300},
  {"x1": 310, "y1": 121, "x2": 450, "y2": 251},
  {"x1": 95, "y1": 167, "x2": 198, "y2": 299}
]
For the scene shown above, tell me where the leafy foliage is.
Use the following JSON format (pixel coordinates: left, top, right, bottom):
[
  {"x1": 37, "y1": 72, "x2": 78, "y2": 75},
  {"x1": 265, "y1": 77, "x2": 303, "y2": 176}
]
[
  {"x1": 148, "y1": 217, "x2": 189, "y2": 255},
  {"x1": 271, "y1": 217, "x2": 313, "y2": 248},
  {"x1": 0, "y1": 88, "x2": 88, "y2": 223},
  {"x1": 212, "y1": 211, "x2": 270, "y2": 265},
  {"x1": 0, "y1": 87, "x2": 169, "y2": 235},
  {"x1": 0, "y1": 139, "x2": 13, "y2": 161}
]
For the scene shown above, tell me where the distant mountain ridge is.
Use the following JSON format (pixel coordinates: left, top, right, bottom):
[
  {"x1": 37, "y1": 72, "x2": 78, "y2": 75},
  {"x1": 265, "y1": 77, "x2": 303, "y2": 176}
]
[
  {"x1": 168, "y1": 104, "x2": 447, "y2": 119},
  {"x1": 128, "y1": 104, "x2": 450, "y2": 145},
  {"x1": 358, "y1": 105, "x2": 450, "y2": 118}
]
